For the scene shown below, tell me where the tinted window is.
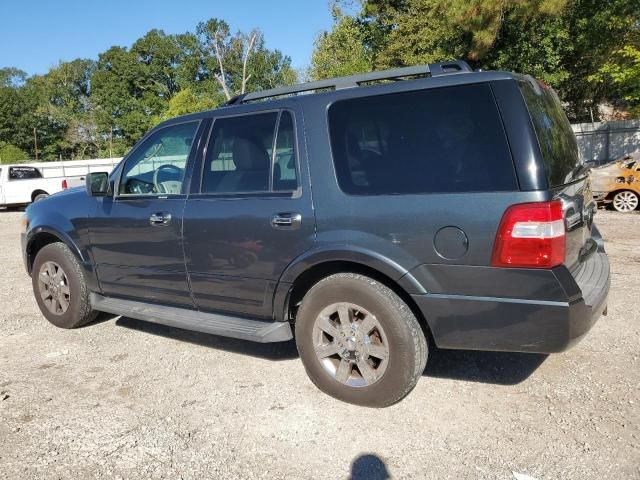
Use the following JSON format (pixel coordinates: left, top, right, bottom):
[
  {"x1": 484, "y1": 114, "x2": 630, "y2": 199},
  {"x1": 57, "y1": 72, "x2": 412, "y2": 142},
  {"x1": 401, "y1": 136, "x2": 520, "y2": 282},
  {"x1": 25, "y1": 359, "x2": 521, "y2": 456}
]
[
  {"x1": 518, "y1": 80, "x2": 581, "y2": 186},
  {"x1": 328, "y1": 84, "x2": 516, "y2": 195},
  {"x1": 273, "y1": 112, "x2": 298, "y2": 191},
  {"x1": 9, "y1": 166, "x2": 42, "y2": 180},
  {"x1": 202, "y1": 111, "x2": 298, "y2": 193},
  {"x1": 119, "y1": 121, "x2": 198, "y2": 195}
]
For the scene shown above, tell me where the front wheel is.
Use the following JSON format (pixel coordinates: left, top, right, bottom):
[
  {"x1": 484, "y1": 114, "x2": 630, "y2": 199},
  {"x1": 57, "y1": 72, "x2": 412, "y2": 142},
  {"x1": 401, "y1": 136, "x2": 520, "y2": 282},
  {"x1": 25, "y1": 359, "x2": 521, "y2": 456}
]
[
  {"x1": 31, "y1": 242, "x2": 97, "y2": 329},
  {"x1": 295, "y1": 273, "x2": 428, "y2": 407},
  {"x1": 612, "y1": 190, "x2": 639, "y2": 213}
]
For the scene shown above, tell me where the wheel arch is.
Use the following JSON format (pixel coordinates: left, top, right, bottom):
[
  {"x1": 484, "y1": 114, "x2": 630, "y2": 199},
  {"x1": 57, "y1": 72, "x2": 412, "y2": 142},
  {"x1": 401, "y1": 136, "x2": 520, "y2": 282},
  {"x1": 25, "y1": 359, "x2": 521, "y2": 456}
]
[
  {"x1": 31, "y1": 190, "x2": 49, "y2": 202},
  {"x1": 607, "y1": 188, "x2": 640, "y2": 210},
  {"x1": 274, "y1": 254, "x2": 431, "y2": 340},
  {"x1": 26, "y1": 227, "x2": 85, "y2": 275}
]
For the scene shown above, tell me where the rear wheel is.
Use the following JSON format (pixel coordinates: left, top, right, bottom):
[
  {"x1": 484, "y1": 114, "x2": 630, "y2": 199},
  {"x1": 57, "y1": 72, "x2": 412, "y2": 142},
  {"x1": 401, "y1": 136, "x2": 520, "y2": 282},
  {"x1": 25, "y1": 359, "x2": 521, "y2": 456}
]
[
  {"x1": 295, "y1": 273, "x2": 427, "y2": 407},
  {"x1": 33, "y1": 193, "x2": 49, "y2": 202},
  {"x1": 612, "y1": 190, "x2": 638, "y2": 212},
  {"x1": 31, "y1": 242, "x2": 97, "y2": 329}
]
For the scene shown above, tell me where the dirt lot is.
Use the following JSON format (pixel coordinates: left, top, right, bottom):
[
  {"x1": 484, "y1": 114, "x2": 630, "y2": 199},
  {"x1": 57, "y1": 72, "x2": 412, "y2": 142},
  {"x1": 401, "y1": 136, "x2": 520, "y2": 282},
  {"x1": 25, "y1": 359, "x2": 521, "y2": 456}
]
[{"x1": 0, "y1": 209, "x2": 638, "y2": 480}]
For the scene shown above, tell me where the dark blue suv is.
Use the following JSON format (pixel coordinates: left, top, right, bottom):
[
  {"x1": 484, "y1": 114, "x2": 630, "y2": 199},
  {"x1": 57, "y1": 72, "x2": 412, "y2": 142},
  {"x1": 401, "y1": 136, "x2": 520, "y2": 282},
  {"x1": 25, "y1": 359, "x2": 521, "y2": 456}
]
[{"x1": 22, "y1": 62, "x2": 610, "y2": 407}]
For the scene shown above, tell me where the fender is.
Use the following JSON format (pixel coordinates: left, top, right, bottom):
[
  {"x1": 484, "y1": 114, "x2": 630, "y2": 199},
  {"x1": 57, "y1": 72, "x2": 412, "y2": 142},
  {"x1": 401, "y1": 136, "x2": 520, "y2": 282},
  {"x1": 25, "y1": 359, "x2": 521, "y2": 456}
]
[
  {"x1": 24, "y1": 225, "x2": 100, "y2": 293},
  {"x1": 272, "y1": 244, "x2": 427, "y2": 321},
  {"x1": 26, "y1": 226, "x2": 87, "y2": 268}
]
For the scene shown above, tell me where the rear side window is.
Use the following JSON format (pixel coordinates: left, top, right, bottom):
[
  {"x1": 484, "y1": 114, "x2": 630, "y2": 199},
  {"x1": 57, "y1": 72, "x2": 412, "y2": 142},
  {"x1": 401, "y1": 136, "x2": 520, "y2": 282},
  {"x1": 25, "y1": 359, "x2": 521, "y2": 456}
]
[
  {"x1": 9, "y1": 166, "x2": 42, "y2": 180},
  {"x1": 328, "y1": 84, "x2": 517, "y2": 195},
  {"x1": 202, "y1": 111, "x2": 298, "y2": 194},
  {"x1": 518, "y1": 80, "x2": 581, "y2": 186}
]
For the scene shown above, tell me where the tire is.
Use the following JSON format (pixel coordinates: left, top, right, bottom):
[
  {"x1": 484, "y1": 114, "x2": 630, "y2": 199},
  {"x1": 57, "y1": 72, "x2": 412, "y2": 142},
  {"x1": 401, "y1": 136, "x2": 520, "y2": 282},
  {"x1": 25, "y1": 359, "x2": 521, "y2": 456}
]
[
  {"x1": 31, "y1": 242, "x2": 97, "y2": 329},
  {"x1": 295, "y1": 273, "x2": 428, "y2": 407},
  {"x1": 612, "y1": 190, "x2": 639, "y2": 213},
  {"x1": 33, "y1": 193, "x2": 49, "y2": 202}
]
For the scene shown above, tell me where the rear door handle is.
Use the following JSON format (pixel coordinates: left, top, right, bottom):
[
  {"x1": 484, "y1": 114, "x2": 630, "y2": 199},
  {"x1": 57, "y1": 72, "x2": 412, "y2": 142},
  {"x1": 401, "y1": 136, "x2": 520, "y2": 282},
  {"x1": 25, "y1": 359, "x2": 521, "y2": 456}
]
[
  {"x1": 149, "y1": 212, "x2": 172, "y2": 226},
  {"x1": 271, "y1": 213, "x2": 302, "y2": 229}
]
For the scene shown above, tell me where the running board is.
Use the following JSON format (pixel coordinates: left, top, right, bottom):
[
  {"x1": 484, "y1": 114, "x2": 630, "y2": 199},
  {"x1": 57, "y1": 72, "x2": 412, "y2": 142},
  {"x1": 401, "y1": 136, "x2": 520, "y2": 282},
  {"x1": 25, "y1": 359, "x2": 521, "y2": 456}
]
[{"x1": 90, "y1": 294, "x2": 293, "y2": 343}]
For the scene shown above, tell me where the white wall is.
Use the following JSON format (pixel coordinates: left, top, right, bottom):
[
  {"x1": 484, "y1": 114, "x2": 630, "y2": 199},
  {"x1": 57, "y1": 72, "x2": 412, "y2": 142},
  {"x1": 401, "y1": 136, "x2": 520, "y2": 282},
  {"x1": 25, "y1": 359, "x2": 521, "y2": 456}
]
[{"x1": 572, "y1": 120, "x2": 640, "y2": 164}]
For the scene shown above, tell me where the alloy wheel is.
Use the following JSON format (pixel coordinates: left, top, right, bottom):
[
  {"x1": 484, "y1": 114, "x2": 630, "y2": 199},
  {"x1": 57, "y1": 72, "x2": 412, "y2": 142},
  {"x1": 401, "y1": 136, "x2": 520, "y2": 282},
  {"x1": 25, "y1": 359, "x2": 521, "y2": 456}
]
[
  {"x1": 612, "y1": 191, "x2": 639, "y2": 212},
  {"x1": 38, "y1": 261, "x2": 70, "y2": 315},
  {"x1": 312, "y1": 302, "x2": 390, "y2": 387}
]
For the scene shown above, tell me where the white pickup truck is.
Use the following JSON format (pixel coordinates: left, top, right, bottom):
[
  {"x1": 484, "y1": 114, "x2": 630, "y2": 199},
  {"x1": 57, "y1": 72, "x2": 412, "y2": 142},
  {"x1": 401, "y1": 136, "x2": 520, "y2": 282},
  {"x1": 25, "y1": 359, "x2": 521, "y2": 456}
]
[{"x1": 0, "y1": 158, "x2": 120, "y2": 208}]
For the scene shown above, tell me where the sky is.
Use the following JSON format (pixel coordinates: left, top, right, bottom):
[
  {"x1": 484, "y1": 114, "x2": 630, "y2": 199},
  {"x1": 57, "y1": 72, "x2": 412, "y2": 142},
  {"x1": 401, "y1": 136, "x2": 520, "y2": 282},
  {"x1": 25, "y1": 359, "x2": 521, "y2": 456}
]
[{"x1": 0, "y1": 0, "x2": 334, "y2": 76}]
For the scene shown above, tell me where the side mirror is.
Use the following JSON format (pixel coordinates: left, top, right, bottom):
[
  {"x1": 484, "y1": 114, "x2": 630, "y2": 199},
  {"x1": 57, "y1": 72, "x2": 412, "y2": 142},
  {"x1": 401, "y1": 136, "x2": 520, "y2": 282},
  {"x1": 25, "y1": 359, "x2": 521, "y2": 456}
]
[{"x1": 86, "y1": 172, "x2": 111, "y2": 197}]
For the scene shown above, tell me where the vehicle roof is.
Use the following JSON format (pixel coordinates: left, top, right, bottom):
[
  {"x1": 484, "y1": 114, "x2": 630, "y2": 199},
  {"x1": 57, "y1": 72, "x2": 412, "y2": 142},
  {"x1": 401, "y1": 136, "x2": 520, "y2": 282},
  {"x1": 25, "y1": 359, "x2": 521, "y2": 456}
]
[{"x1": 158, "y1": 69, "x2": 524, "y2": 129}]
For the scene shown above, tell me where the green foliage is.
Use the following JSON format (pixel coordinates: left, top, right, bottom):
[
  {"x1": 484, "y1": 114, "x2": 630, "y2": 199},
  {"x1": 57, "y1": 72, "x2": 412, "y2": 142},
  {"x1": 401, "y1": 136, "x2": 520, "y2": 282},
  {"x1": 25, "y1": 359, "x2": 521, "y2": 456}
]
[
  {"x1": 0, "y1": 67, "x2": 27, "y2": 87},
  {"x1": 155, "y1": 88, "x2": 225, "y2": 123},
  {"x1": 195, "y1": 19, "x2": 297, "y2": 96},
  {"x1": 317, "y1": 0, "x2": 640, "y2": 120},
  {"x1": 310, "y1": 7, "x2": 372, "y2": 80},
  {"x1": 0, "y1": 18, "x2": 296, "y2": 159},
  {"x1": 0, "y1": 142, "x2": 29, "y2": 164},
  {"x1": 590, "y1": 45, "x2": 640, "y2": 114}
]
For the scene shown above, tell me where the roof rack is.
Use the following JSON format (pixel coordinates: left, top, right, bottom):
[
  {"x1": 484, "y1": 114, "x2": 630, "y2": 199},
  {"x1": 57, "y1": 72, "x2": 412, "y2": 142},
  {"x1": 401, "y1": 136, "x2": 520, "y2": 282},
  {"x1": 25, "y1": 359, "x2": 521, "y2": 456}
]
[{"x1": 226, "y1": 60, "x2": 472, "y2": 105}]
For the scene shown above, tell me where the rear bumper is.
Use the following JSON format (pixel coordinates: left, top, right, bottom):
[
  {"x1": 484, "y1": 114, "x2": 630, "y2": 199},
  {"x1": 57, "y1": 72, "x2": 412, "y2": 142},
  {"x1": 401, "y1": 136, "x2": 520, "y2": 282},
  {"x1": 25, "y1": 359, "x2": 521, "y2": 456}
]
[{"x1": 412, "y1": 253, "x2": 610, "y2": 354}]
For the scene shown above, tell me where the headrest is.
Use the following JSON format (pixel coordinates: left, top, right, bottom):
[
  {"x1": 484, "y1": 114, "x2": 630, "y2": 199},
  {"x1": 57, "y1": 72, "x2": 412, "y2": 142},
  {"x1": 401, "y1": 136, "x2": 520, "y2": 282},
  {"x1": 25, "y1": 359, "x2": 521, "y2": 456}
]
[{"x1": 232, "y1": 137, "x2": 270, "y2": 171}]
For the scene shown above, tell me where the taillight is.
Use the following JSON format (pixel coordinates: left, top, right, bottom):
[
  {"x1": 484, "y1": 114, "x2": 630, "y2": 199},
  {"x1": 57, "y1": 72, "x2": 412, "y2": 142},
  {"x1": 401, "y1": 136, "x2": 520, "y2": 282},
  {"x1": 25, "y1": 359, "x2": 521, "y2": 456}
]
[
  {"x1": 491, "y1": 201, "x2": 565, "y2": 268},
  {"x1": 61, "y1": 179, "x2": 68, "y2": 189}
]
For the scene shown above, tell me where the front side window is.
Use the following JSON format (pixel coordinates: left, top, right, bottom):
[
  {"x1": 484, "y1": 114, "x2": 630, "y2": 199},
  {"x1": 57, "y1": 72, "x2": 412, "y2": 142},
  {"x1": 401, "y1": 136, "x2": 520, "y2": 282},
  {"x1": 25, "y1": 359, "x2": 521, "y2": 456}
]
[
  {"x1": 328, "y1": 84, "x2": 517, "y2": 195},
  {"x1": 9, "y1": 167, "x2": 42, "y2": 180},
  {"x1": 119, "y1": 121, "x2": 199, "y2": 196},
  {"x1": 202, "y1": 111, "x2": 298, "y2": 194}
]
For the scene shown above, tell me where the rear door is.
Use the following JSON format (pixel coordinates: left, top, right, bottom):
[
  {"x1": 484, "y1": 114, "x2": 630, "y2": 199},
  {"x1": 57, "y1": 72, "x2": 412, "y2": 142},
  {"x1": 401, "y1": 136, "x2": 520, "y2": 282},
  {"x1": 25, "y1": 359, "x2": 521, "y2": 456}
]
[
  {"x1": 182, "y1": 108, "x2": 315, "y2": 319},
  {"x1": 517, "y1": 79, "x2": 596, "y2": 269}
]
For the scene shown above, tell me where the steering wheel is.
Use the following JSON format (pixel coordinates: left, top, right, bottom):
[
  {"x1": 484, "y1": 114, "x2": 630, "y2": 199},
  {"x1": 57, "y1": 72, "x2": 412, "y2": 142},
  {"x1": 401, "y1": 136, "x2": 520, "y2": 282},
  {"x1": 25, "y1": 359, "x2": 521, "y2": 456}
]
[{"x1": 153, "y1": 164, "x2": 183, "y2": 194}]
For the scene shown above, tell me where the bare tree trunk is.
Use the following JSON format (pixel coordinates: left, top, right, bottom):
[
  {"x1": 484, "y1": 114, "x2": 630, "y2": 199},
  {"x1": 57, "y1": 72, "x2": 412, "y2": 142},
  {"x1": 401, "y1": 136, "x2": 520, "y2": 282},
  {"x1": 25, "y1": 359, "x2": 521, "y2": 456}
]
[
  {"x1": 212, "y1": 32, "x2": 232, "y2": 101},
  {"x1": 241, "y1": 32, "x2": 258, "y2": 94}
]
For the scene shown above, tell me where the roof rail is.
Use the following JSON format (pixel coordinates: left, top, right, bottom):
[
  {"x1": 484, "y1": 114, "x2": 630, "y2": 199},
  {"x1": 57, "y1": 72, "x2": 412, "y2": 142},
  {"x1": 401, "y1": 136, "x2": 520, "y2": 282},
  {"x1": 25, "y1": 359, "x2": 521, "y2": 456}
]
[{"x1": 226, "y1": 60, "x2": 472, "y2": 105}]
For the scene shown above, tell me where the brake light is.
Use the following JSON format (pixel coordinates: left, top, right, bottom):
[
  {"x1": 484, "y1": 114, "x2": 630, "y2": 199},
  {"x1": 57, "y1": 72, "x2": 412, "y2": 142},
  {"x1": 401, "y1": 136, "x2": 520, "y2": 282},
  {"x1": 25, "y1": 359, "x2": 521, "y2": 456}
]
[
  {"x1": 61, "y1": 179, "x2": 68, "y2": 189},
  {"x1": 491, "y1": 201, "x2": 565, "y2": 268}
]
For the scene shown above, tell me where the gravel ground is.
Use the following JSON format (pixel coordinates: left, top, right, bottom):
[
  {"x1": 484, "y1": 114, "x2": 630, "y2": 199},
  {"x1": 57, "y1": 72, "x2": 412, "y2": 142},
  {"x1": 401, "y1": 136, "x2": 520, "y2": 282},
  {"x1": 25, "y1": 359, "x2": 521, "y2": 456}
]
[{"x1": 0, "y1": 209, "x2": 638, "y2": 480}]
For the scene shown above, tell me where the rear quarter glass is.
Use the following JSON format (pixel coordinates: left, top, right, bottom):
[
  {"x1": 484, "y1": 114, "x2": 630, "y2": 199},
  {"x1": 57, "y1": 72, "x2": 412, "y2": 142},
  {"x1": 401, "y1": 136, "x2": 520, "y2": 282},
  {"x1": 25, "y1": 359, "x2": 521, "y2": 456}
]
[
  {"x1": 517, "y1": 79, "x2": 585, "y2": 187},
  {"x1": 328, "y1": 83, "x2": 518, "y2": 195}
]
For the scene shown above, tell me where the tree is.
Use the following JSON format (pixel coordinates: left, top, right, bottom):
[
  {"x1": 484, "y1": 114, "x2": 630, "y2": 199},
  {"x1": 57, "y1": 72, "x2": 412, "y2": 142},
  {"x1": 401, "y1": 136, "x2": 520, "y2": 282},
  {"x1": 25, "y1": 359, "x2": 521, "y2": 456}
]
[
  {"x1": 155, "y1": 88, "x2": 224, "y2": 123},
  {"x1": 196, "y1": 19, "x2": 297, "y2": 100},
  {"x1": 310, "y1": 6, "x2": 372, "y2": 79},
  {"x1": 359, "y1": 0, "x2": 568, "y2": 66},
  {"x1": 590, "y1": 45, "x2": 640, "y2": 116},
  {"x1": 320, "y1": 0, "x2": 640, "y2": 120},
  {"x1": 0, "y1": 142, "x2": 29, "y2": 163},
  {"x1": 482, "y1": 0, "x2": 640, "y2": 119},
  {"x1": 91, "y1": 46, "x2": 161, "y2": 145},
  {"x1": 0, "y1": 67, "x2": 27, "y2": 88}
]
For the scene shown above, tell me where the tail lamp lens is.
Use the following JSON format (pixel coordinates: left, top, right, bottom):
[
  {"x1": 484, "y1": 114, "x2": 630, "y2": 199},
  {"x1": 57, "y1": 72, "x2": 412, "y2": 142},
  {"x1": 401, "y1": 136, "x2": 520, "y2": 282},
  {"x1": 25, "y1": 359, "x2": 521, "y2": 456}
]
[{"x1": 491, "y1": 201, "x2": 566, "y2": 268}]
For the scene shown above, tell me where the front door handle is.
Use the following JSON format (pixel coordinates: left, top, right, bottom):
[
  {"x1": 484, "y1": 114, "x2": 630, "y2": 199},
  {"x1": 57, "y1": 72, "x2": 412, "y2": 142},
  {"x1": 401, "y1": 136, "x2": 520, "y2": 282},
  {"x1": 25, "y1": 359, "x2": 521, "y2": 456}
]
[
  {"x1": 271, "y1": 213, "x2": 302, "y2": 229},
  {"x1": 149, "y1": 212, "x2": 172, "y2": 226}
]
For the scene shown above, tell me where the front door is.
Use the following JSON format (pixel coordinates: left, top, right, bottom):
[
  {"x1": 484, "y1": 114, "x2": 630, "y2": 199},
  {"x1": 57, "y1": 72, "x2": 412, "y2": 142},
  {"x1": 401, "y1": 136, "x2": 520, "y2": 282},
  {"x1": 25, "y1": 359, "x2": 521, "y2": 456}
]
[
  {"x1": 89, "y1": 120, "x2": 203, "y2": 307},
  {"x1": 182, "y1": 110, "x2": 315, "y2": 318}
]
